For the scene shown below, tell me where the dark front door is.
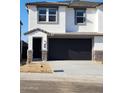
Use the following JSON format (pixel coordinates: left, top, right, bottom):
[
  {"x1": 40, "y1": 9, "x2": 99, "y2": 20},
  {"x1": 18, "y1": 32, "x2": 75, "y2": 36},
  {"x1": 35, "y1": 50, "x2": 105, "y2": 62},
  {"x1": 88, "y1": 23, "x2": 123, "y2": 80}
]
[
  {"x1": 48, "y1": 38, "x2": 92, "y2": 60},
  {"x1": 33, "y1": 38, "x2": 42, "y2": 60}
]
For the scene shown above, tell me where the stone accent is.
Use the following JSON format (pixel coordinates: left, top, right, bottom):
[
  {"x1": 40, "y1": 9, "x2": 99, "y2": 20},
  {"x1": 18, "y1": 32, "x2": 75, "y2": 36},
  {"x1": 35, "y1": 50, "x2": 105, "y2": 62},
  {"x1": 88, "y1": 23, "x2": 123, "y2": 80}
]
[
  {"x1": 93, "y1": 50, "x2": 103, "y2": 62},
  {"x1": 42, "y1": 51, "x2": 47, "y2": 61},
  {"x1": 27, "y1": 50, "x2": 32, "y2": 64}
]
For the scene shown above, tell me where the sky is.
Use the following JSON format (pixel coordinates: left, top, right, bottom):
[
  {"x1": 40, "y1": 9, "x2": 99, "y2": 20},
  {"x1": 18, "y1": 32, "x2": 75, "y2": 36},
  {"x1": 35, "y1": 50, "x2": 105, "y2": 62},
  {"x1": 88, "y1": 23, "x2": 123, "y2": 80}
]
[{"x1": 20, "y1": 0, "x2": 103, "y2": 42}]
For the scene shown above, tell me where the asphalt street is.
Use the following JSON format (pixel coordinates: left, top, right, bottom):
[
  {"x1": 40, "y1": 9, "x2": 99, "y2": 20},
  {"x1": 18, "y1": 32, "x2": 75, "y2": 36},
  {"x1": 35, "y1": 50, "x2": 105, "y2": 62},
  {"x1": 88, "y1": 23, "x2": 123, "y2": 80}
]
[{"x1": 20, "y1": 80, "x2": 103, "y2": 93}]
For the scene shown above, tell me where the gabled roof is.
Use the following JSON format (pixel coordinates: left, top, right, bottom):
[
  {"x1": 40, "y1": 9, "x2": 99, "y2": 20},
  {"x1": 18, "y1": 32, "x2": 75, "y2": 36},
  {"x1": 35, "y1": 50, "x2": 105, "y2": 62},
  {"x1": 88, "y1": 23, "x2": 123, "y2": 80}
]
[
  {"x1": 26, "y1": 1, "x2": 102, "y2": 8},
  {"x1": 24, "y1": 28, "x2": 51, "y2": 35}
]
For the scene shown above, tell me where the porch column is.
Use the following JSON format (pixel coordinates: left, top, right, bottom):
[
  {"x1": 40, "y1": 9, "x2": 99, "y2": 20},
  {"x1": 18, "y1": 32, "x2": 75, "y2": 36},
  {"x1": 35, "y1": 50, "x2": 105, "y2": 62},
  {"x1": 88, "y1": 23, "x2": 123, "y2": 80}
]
[
  {"x1": 42, "y1": 36, "x2": 48, "y2": 61},
  {"x1": 27, "y1": 36, "x2": 33, "y2": 64},
  {"x1": 42, "y1": 51, "x2": 47, "y2": 61},
  {"x1": 27, "y1": 50, "x2": 32, "y2": 64}
]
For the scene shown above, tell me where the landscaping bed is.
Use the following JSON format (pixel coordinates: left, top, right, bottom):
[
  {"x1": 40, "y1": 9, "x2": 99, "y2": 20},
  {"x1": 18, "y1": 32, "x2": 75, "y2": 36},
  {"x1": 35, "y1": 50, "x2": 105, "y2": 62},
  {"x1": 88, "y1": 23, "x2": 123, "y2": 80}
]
[{"x1": 20, "y1": 63, "x2": 52, "y2": 73}]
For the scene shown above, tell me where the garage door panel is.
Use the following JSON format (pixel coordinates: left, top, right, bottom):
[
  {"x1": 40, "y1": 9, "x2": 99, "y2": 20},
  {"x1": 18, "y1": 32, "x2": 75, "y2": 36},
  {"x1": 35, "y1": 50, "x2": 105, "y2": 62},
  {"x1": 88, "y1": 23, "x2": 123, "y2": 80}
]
[
  {"x1": 48, "y1": 38, "x2": 92, "y2": 60},
  {"x1": 68, "y1": 50, "x2": 91, "y2": 60}
]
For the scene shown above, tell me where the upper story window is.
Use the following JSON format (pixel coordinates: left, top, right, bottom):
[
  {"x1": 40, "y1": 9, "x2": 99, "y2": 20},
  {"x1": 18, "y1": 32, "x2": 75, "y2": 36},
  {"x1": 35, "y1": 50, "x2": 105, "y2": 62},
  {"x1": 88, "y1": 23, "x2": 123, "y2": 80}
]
[
  {"x1": 39, "y1": 8, "x2": 47, "y2": 22},
  {"x1": 49, "y1": 8, "x2": 57, "y2": 22},
  {"x1": 38, "y1": 7, "x2": 58, "y2": 23},
  {"x1": 75, "y1": 9, "x2": 86, "y2": 25}
]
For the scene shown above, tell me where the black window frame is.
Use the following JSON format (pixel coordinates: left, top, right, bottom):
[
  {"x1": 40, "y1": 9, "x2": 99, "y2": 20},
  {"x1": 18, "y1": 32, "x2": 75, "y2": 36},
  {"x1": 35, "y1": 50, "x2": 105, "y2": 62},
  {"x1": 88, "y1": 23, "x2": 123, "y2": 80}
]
[
  {"x1": 38, "y1": 8, "x2": 47, "y2": 22},
  {"x1": 75, "y1": 9, "x2": 86, "y2": 25},
  {"x1": 37, "y1": 7, "x2": 58, "y2": 24},
  {"x1": 48, "y1": 8, "x2": 57, "y2": 22}
]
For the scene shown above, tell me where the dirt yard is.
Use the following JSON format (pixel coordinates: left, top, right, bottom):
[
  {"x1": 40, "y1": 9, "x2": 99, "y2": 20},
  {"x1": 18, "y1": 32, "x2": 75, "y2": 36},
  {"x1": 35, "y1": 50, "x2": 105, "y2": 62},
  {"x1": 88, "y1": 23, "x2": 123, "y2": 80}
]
[{"x1": 20, "y1": 63, "x2": 52, "y2": 73}]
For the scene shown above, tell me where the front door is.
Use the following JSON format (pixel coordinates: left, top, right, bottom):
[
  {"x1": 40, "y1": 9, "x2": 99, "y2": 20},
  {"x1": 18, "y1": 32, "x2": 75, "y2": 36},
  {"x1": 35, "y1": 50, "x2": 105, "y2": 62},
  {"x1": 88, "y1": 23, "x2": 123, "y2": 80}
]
[{"x1": 33, "y1": 37, "x2": 42, "y2": 60}]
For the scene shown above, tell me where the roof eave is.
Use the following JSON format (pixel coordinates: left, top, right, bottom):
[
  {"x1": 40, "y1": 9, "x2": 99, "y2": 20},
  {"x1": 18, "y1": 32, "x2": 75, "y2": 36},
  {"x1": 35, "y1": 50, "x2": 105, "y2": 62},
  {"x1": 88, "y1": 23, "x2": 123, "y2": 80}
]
[
  {"x1": 25, "y1": 2, "x2": 102, "y2": 8},
  {"x1": 48, "y1": 32, "x2": 103, "y2": 36},
  {"x1": 25, "y1": 3, "x2": 69, "y2": 8},
  {"x1": 68, "y1": 6, "x2": 96, "y2": 8}
]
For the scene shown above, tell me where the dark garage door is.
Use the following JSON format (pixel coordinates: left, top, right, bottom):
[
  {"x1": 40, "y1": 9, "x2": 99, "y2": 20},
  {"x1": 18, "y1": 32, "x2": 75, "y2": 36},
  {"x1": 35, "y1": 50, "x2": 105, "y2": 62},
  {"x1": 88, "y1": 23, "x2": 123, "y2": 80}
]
[{"x1": 48, "y1": 38, "x2": 92, "y2": 60}]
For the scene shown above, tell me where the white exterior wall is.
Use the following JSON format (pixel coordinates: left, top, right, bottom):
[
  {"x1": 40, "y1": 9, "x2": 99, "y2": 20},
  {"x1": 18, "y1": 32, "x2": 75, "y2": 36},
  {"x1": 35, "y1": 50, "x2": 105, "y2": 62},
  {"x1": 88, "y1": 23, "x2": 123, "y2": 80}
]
[
  {"x1": 66, "y1": 8, "x2": 97, "y2": 32},
  {"x1": 28, "y1": 6, "x2": 66, "y2": 33},
  {"x1": 28, "y1": 6, "x2": 66, "y2": 51},
  {"x1": 93, "y1": 5, "x2": 103, "y2": 51},
  {"x1": 28, "y1": 5, "x2": 103, "y2": 51},
  {"x1": 96, "y1": 5, "x2": 103, "y2": 32},
  {"x1": 98, "y1": 5, "x2": 103, "y2": 32},
  {"x1": 94, "y1": 36, "x2": 103, "y2": 50},
  {"x1": 28, "y1": 6, "x2": 99, "y2": 33}
]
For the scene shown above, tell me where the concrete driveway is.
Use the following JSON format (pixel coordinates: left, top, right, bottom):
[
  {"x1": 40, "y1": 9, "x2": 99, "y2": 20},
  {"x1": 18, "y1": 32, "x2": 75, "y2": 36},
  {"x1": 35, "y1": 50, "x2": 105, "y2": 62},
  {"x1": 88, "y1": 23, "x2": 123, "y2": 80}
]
[
  {"x1": 21, "y1": 61, "x2": 102, "y2": 83},
  {"x1": 48, "y1": 61, "x2": 102, "y2": 76}
]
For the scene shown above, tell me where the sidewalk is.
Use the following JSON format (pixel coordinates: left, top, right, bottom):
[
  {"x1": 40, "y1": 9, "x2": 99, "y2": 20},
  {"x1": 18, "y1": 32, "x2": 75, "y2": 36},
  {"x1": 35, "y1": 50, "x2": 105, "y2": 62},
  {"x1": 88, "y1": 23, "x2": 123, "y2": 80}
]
[{"x1": 20, "y1": 72, "x2": 102, "y2": 83}]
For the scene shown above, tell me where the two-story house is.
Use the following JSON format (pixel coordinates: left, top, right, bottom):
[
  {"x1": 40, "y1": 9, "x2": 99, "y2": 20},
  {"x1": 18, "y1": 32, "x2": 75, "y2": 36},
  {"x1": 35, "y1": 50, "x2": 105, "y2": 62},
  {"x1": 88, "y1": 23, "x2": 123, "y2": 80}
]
[{"x1": 24, "y1": 1, "x2": 103, "y2": 63}]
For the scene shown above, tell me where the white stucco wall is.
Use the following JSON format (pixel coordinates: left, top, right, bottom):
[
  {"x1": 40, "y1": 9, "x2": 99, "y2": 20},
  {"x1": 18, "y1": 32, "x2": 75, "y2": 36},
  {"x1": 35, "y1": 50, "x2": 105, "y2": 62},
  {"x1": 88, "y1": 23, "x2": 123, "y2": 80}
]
[
  {"x1": 96, "y1": 5, "x2": 103, "y2": 32},
  {"x1": 94, "y1": 36, "x2": 103, "y2": 50},
  {"x1": 98, "y1": 5, "x2": 103, "y2": 32},
  {"x1": 28, "y1": 6, "x2": 67, "y2": 51},
  {"x1": 27, "y1": 5, "x2": 103, "y2": 51},
  {"x1": 28, "y1": 5, "x2": 100, "y2": 33},
  {"x1": 66, "y1": 8, "x2": 97, "y2": 32},
  {"x1": 28, "y1": 6, "x2": 66, "y2": 33}
]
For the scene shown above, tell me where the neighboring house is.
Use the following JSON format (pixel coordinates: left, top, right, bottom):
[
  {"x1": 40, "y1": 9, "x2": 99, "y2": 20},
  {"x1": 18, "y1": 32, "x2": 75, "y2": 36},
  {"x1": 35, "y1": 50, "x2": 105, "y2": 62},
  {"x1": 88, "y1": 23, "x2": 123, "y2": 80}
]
[
  {"x1": 24, "y1": 1, "x2": 103, "y2": 63},
  {"x1": 21, "y1": 40, "x2": 28, "y2": 60},
  {"x1": 20, "y1": 21, "x2": 23, "y2": 61},
  {"x1": 20, "y1": 21, "x2": 28, "y2": 62}
]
